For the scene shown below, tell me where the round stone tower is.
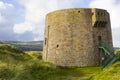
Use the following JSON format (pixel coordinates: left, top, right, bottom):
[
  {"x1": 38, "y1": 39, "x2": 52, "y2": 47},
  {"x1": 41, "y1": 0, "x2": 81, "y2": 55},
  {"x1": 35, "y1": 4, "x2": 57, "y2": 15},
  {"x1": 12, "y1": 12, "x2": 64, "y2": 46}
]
[{"x1": 43, "y1": 8, "x2": 113, "y2": 67}]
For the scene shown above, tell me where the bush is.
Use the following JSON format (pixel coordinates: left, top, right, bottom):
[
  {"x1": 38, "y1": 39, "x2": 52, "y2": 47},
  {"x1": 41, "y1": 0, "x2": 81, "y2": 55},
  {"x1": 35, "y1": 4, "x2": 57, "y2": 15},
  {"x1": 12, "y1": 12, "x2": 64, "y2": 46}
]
[
  {"x1": 0, "y1": 64, "x2": 16, "y2": 80},
  {"x1": 0, "y1": 44, "x2": 24, "y2": 54},
  {"x1": 26, "y1": 51, "x2": 42, "y2": 60}
]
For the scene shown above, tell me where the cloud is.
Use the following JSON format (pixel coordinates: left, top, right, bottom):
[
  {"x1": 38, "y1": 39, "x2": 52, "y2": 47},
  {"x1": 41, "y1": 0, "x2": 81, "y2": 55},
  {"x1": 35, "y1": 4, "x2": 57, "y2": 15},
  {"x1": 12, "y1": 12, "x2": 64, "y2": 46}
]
[
  {"x1": 1, "y1": 0, "x2": 120, "y2": 47},
  {"x1": 112, "y1": 27, "x2": 120, "y2": 47},
  {"x1": 13, "y1": 22, "x2": 34, "y2": 34},
  {"x1": 1, "y1": 0, "x2": 89, "y2": 41},
  {"x1": 0, "y1": 13, "x2": 5, "y2": 23},
  {"x1": 89, "y1": 0, "x2": 120, "y2": 47},
  {"x1": 0, "y1": 30, "x2": 35, "y2": 41},
  {"x1": 0, "y1": 1, "x2": 16, "y2": 24},
  {"x1": 0, "y1": 1, "x2": 14, "y2": 9},
  {"x1": 0, "y1": 1, "x2": 14, "y2": 24},
  {"x1": 13, "y1": 0, "x2": 84, "y2": 41},
  {"x1": 89, "y1": 0, "x2": 120, "y2": 28},
  {"x1": 0, "y1": 1, "x2": 27, "y2": 41}
]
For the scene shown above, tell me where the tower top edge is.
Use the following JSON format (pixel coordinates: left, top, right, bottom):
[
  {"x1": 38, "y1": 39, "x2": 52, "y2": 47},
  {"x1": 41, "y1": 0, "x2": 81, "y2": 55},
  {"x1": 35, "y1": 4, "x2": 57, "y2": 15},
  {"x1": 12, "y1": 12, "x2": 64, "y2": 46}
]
[{"x1": 46, "y1": 8, "x2": 108, "y2": 16}]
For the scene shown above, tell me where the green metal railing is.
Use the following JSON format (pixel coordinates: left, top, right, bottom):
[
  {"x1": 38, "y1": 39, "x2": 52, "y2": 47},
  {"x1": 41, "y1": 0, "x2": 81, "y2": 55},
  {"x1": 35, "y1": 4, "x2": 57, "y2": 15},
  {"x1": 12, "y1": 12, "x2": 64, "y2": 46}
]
[
  {"x1": 99, "y1": 42, "x2": 115, "y2": 57},
  {"x1": 98, "y1": 41, "x2": 120, "y2": 70}
]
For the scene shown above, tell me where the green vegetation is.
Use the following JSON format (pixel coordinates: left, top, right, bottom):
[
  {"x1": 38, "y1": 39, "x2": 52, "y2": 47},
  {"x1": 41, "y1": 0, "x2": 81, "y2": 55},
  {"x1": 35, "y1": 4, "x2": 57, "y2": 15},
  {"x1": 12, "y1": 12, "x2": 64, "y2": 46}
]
[
  {"x1": 0, "y1": 44, "x2": 100, "y2": 80},
  {"x1": 0, "y1": 44, "x2": 31, "y2": 80},
  {"x1": 91, "y1": 61, "x2": 120, "y2": 80},
  {"x1": 1, "y1": 44, "x2": 120, "y2": 80},
  {"x1": 114, "y1": 49, "x2": 120, "y2": 55},
  {"x1": 90, "y1": 48, "x2": 120, "y2": 80},
  {"x1": 26, "y1": 51, "x2": 42, "y2": 60}
]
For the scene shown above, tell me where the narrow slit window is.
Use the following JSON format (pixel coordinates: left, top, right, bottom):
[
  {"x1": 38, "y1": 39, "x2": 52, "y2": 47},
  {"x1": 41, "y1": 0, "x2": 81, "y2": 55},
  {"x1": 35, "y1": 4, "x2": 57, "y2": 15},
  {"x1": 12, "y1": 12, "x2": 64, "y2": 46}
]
[
  {"x1": 97, "y1": 12, "x2": 99, "y2": 15},
  {"x1": 98, "y1": 36, "x2": 102, "y2": 42},
  {"x1": 78, "y1": 11, "x2": 80, "y2": 13},
  {"x1": 57, "y1": 44, "x2": 59, "y2": 48},
  {"x1": 45, "y1": 38, "x2": 47, "y2": 45}
]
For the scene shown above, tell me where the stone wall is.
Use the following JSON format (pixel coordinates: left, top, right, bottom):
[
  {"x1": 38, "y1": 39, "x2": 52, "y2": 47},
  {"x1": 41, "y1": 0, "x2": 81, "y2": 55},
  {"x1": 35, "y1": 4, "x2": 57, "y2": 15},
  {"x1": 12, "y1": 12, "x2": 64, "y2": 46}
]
[{"x1": 43, "y1": 8, "x2": 113, "y2": 66}]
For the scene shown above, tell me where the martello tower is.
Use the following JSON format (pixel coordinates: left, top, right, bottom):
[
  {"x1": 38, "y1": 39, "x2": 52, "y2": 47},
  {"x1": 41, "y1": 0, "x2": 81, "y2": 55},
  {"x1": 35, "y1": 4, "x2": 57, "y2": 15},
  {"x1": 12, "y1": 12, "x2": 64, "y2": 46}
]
[{"x1": 43, "y1": 8, "x2": 113, "y2": 67}]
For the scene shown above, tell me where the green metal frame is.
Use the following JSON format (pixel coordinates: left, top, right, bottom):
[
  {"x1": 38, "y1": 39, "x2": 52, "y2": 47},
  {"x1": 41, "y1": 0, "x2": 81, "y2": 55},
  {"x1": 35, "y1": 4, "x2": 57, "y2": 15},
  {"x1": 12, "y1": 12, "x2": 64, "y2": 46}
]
[{"x1": 99, "y1": 41, "x2": 120, "y2": 70}]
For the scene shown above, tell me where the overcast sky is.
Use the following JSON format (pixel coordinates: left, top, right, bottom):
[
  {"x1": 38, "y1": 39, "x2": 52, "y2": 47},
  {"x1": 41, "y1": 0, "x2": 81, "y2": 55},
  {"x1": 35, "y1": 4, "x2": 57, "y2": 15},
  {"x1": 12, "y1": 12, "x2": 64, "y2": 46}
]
[{"x1": 0, "y1": 0, "x2": 120, "y2": 47}]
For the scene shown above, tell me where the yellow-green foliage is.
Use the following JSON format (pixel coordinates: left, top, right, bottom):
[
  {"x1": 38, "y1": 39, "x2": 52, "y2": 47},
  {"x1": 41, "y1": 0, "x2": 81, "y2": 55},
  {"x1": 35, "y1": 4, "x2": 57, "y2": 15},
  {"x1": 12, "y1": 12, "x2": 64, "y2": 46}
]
[
  {"x1": 0, "y1": 44, "x2": 100, "y2": 80},
  {"x1": 26, "y1": 51, "x2": 42, "y2": 60},
  {"x1": 0, "y1": 44, "x2": 31, "y2": 63},
  {"x1": 2, "y1": 44, "x2": 120, "y2": 80},
  {"x1": 13, "y1": 63, "x2": 100, "y2": 80},
  {"x1": 0, "y1": 44, "x2": 24, "y2": 53},
  {"x1": 0, "y1": 44, "x2": 31, "y2": 80},
  {"x1": 114, "y1": 49, "x2": 120, "y2": 55},
  {"x1": 91, "y1": 61, "x2": 120, "y2": 80},
  {"x1": 90, "y1": 49, "x2": 120, "y2": 80}
]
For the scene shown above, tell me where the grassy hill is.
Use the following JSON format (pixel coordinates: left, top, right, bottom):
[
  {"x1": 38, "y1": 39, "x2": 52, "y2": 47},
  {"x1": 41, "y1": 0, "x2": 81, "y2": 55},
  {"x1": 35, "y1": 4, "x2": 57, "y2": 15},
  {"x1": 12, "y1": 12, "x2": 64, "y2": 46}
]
[
  {"x1": 91, "y1": 61, "x2": 120, "y2": 80},
  {"x1": 1, "y1": 44, "x2": 120, "y2": 80},
  {"x1": 0, "y1": 44, "x2": 100, "y2": 80},
  {"x1": 0, "y1": 40, "x2": 43, "y2": 51},
  {"x1": 0, "y1": 44, "x2": 31, "y2": 80}
]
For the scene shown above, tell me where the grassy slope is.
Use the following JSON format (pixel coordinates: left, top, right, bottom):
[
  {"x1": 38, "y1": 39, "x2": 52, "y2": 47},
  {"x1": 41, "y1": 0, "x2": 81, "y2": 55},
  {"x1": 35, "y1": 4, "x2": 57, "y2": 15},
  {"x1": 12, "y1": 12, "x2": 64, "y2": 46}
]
[
  {"x1": 3, "y1": 44, "x2": 120, "y2": 80},
  {"x1": 0, "y1": 44, "x2": 100, "y2": 80},
  {"x1": 91, "y1": 49, "x2": 120, "y2": 80},
  {"x1": 91, "y1": 61, "x2": 120, "y2": 80},
  {"x1": 1, "y1": 44, "x2": 120, "y2": 80},
  {"x1": 0, "y1": 44, "x2": 31, "y2": 80}
]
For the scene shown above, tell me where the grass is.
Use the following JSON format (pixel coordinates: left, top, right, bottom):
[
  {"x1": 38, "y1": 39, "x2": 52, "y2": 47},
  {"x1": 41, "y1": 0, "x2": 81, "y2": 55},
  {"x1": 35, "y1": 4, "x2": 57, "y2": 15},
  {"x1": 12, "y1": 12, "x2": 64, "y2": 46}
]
[
  {"x1": 1, "y1": 44, "x2": 120, "y2": 80},
  {"x1": 91, "y1": 61, "x2": 120, "y2": 80},
  {"x1": 0, "y1": 44, "x2": 31, "y2": 80},
  {"x1": 0, "y1": 44, "x2": 101, "y2": 80},
  {"x1": 12, "y1": 63, "x2": 100, "y2": 80},
  {"x1": 26, "y1": 51, "x2": 42, "y2": 60},
  {"x1": 90, "y1": 48, "x2": 120, "y2": 80}
]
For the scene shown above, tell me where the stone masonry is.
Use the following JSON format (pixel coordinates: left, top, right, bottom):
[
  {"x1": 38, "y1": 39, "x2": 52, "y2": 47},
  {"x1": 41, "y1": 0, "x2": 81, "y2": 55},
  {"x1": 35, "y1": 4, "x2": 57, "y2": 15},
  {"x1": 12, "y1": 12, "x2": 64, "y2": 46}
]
[{"x1": 43, "y1": 8, "x2": 113, "y2": 67}]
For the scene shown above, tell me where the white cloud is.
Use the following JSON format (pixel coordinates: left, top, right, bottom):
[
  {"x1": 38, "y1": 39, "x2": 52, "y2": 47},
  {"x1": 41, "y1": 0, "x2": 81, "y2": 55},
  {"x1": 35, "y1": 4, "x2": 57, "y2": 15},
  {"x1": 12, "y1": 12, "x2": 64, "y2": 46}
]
[
  {"x1": 89, "y1": 0, "x2": 120, "y2": 47},
  {"x1": 112, "y1": 27, "x2": 120, "y2": 47},
  {"x1": 0, "y1": 1, "x2": 16, "y2": 24},
  {"x1": 0, "y1": 1, "x2": 34, "y2": 41},
  {"x1": 13, "y1": 0, "x2": 83, "y2": 40},
  {"x1": 0, "y1": 1, "x2": 14, "y2": 9},
  {"x1": 13, "y1": 22, "x2": 34, "y2": 34},
  {"x1": 0, "y1": 1, "x2": 14, "y2": 24},
  {"x1": 0, "y1": 1, "x2": 6, "y2": 9},
  {"x1": 0, "y1": 13, "x2": 5, "y2": 23},
  {"x1": 90, "y1": 0, "x2": 120, "y2": 29}
]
